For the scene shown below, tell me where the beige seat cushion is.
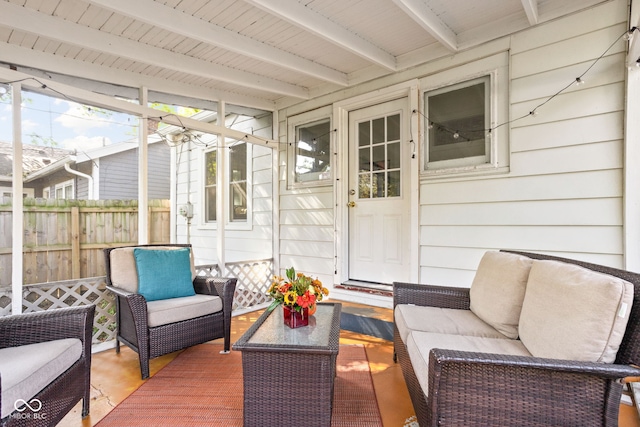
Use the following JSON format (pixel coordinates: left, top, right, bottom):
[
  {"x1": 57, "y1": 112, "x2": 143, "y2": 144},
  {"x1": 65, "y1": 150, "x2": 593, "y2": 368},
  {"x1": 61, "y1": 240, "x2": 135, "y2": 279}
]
[
  {"x1": 519, "y1": 260, "x2": 634, "y2": 363},
  {"x1": 469, "y1": 251, "x2": 534, "y2": 339},
  {"x1": 109, "y1": 246, "x2": 196, "y2": 293},
  {"x1": 0, "y1": 338, "x2": 82, "y2": 418},
  {"x1": 146, "y1": 294, "x2": 223, "y2": 327},
  {"x1": 394, "y1": 304, "x2": 509, "y2": 344},
  {"x1": 406, "y1": 331, "x2": 531, "y2": 397}
]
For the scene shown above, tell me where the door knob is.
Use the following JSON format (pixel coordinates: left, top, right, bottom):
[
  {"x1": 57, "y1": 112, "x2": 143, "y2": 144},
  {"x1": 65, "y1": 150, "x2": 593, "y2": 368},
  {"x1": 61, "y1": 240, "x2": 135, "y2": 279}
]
[{"x1": 347, "y1": 201, "x2": 356, "y2": 208}]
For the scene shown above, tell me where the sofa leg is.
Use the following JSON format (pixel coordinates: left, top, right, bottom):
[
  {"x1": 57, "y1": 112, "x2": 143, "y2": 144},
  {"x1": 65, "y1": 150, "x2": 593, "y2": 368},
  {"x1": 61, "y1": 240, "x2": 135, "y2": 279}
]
[
  {"x1": 140, "y1": 358, "x2": 150, "y2": 380},
  {"x1": 82, "y1": 398, "x2": 90, "y2": 418}
]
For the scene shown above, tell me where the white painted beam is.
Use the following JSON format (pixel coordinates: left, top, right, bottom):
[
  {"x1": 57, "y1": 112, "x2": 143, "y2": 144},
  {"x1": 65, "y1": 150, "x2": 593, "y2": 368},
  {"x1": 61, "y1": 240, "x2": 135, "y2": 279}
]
[
  {"x1": 392, "y1": 0, "x2": 458, "y2": 51},
  {"x1": 0, "y1": 43, "x2": 275, "y2": 111},
  {"x1": 520, "y1": 0, "x2": 539, "y2": 25},
  {"x1": 0, "y1": 2, "x2": 308, "y2": 99},
  {"x1": 138, "y1": 86, "x2": 149, "y2": 245},
  {"x1": 87, "y1": 0, "x2": 347, "y2": 87},
  {"x1": 245, "y1": 0, "x2": 397, "y2": 71}
]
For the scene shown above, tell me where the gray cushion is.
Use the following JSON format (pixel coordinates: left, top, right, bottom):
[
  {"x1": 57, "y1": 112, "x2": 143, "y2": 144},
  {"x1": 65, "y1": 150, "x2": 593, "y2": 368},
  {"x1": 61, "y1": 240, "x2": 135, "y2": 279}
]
[
  {"x1": 109, "y1": 246, "x2": 197, "y2": 294},
  {"x1": 406, "y1": 331, "x2": 531, "y2": 397},
  {"x1": 0, "y1": 338, "x2": 82, "y2": 418},
  {"x1": 469, "y1": 251, "x2": 533, "y2": 339},
  {"x1": 519, "y1": 260, "x2": 634, "y2": 363},
  {"x1": 394, "y1": 304, "x2": 509, "y2": 343},
  {"x1": 146, "y1": 294, "x2": 223, "y2": 327}
]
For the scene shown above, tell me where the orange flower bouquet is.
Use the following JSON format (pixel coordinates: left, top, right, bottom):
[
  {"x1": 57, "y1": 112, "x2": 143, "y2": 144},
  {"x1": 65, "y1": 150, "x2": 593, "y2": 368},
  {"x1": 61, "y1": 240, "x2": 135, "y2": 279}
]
[{"x1": 267, "y1": 267, "x2": 329, "y2": 327}]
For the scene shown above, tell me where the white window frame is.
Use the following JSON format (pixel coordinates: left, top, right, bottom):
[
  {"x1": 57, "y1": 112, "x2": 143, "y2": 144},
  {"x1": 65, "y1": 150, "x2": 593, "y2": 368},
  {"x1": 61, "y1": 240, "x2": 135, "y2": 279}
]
[
  {"x1": 54, "y1": 179, "x2": 75, "y2": 199},
  {"x1": 420, "y1": 52, "x2": 509, "y2": 177},
  {"x1": 286, "y1": 107, "x2": 333, "y2": 189},
  {"x1": 200, "y1": 141, "x2": 253, "y2": 231}
]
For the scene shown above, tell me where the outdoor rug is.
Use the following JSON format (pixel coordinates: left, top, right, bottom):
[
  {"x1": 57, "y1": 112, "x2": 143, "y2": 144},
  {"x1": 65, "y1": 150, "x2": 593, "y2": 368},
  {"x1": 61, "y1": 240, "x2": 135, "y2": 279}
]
[{"x1": 95, "y1": 343, "x2": 383, "y2": 426}]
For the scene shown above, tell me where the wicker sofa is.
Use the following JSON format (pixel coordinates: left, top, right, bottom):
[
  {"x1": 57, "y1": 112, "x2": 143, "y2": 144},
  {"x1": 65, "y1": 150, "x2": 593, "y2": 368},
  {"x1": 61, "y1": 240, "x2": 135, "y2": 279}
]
[
  {"x1": 0, "y1": 305, "x2": 95, "y2": 427},
  {"x1": 104, "y1": 244, "x2": 237, "y2": 379},
  {"x1": 393, "y1": 250, "x2": 640, "y2": 427}
]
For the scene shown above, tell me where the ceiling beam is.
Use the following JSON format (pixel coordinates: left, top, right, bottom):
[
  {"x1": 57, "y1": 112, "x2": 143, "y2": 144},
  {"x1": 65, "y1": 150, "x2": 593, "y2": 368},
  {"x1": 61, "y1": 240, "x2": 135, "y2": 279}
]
[
  {"x1": 0, "y1": 43, "x2": 276, "y2": 111},
  {"x1": 392, "y1": 0, "x2": 458, "y2": 51},
  {"x1": 0, "y1": 2, "x2": 308, "y2": 99},
  {"x1": 244, "y1": 0, "x2": 397, "y2": 71},
  {"x1": 87, "y1": 0, "x2": 347, "y2": 87},
  {"x1": 520, "y1": 0, "x2": 539, "y2": 25}
]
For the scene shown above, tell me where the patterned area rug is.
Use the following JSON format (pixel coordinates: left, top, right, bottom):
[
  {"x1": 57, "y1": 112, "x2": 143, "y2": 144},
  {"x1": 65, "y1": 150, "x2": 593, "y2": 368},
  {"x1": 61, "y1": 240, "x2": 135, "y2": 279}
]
[{"x1": 96, "y1": 343, "x2": 382, "y2": 426}]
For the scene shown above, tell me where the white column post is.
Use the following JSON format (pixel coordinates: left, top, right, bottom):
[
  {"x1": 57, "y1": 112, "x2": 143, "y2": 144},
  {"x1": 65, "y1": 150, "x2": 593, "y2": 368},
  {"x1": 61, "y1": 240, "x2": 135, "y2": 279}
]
[
  {"x1": 138, "y1": 86, "x2": 149, "y2": 244},
  {"x1": 11, "y1": 83, "x2": 23, "y2": 314},
  {"x1": 216, "y1": 101, "x2": 226, "y2": 276}
]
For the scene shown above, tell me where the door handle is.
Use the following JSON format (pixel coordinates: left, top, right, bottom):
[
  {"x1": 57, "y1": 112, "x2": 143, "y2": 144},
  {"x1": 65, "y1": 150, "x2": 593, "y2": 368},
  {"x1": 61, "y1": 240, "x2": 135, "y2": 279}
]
[{"x1": 347, "y1": 201, "x2": 356, "y2": 208}]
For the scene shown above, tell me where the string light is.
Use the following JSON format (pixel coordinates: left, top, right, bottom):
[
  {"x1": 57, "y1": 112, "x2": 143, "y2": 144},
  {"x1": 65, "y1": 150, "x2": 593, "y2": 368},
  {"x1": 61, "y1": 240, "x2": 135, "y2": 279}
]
[{"x1": 575, "y1": 77, "x2": 585, "y2": 86}]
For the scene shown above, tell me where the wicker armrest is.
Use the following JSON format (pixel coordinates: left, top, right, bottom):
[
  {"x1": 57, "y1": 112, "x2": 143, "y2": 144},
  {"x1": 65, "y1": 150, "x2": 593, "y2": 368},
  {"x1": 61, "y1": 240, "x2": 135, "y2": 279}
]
[
  {"x1": 106, "y1": 285, "x2": 136, "y2": 298},
  {"x1": 195, "y1": 277, "x2": 238, "y2": 304},
  {"x1": 0, "y1": 305, "x2": 96, "y2": 350},
  {"x1": 427, "y1": 348, "x2": 640, "y2": 424},
  {"x1": 393, "y1": 282, "x2": 470, "y2": 310}
]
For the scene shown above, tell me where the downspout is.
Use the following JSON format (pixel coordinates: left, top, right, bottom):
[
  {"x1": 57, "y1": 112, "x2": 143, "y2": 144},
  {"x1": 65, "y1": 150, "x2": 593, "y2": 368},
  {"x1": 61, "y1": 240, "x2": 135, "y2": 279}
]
[{"x1": 65, "y1": 159, "x2": 94, "y2": 200}]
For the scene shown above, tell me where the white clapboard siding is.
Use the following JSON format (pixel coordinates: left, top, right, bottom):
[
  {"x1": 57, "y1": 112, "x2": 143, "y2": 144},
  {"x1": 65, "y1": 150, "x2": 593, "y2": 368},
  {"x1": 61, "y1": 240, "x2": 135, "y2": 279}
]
[{"x1": 270, "y1": 0, "x2": 630, "y2": 291}]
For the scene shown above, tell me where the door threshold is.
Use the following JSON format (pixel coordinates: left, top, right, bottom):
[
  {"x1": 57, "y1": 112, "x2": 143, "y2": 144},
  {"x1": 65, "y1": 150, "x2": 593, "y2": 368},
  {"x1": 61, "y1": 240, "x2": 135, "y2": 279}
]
[{"x1": 336, "y1": 280, "x2": 393, "y2": 297}]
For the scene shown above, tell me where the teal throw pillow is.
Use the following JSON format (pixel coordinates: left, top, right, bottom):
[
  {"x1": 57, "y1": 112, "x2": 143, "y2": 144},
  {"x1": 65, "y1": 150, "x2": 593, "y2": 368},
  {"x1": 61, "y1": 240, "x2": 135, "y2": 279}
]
[{"x1": 133, "y1": 248, "x2": 195, "y2": 301}]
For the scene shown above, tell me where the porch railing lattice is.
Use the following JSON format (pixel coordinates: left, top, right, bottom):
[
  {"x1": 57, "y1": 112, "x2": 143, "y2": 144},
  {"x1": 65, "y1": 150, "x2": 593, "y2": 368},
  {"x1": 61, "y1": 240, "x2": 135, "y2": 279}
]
[{"x1": 0, "y1": 259, "x2": 274, "y2": 345}]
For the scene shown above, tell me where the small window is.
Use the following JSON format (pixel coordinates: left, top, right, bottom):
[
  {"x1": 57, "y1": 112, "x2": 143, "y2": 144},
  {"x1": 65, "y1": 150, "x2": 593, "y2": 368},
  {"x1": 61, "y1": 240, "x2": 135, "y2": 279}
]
[
  {"x1": 54, "y1": 179, "x2": 75, "y2": 199},
  {"x1": 293, "y1": 119, "x2": 331, "y2": 184},
  {"x1": 425, "y1": 76, "x2": 490, "y2": 169},
  {"x1": 203, "y1": 141, "x2": 250, "y2": 224}
]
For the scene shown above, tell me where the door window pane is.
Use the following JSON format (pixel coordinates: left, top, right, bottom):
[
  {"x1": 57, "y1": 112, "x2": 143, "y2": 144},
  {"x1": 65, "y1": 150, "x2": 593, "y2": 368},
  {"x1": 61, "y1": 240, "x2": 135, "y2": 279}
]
[
  {"x1": 372, "y1": 118, "x2": 385, "y2": 144},
  {"x1": 229, "y1": 142, "x2": 247, "y2": 222}
]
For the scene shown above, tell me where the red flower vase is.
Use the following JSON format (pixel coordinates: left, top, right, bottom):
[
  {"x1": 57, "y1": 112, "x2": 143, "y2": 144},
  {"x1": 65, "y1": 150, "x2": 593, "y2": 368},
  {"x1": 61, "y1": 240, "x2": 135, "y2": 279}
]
[{"x1": 283, "y1": 305, "x2": 309, "y2": 328}]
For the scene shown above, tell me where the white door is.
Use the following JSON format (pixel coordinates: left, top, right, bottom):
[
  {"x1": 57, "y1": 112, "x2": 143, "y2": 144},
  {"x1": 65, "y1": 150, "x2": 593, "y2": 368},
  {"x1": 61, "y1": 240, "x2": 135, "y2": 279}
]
[{"x1": 348, "y1": 98, "x2": 411, "y2": 284}]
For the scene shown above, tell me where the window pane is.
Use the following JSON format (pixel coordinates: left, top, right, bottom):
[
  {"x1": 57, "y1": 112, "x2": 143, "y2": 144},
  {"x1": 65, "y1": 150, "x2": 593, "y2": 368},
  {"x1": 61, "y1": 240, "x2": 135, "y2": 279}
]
[
  {"x1": 372, "y1": 145, "x2": 385, "y2": 171},
  {"x1": 230, "y1": 182, "x2": 247, "y2": 221},
  {"x1": 204, "y1": 151, "x2": 217, "y2": 222},
  {"x1": 359, "y1": 146, "x2": 371, "y2": 172},
  {"x1": 426, "y1": 78, "x2": 488, "y2": 164},
  {"x1": 206, "y1": 187, "x2": 216, "y2": 222},
  {"x1": 358, "y1": 173, "x2": 371, "y2": 198},
  {"x1": 388, "y1": 171, "x2": 401, "y2": 197},
  {"x1": 372, "y1": 118, "x2": 384, "y2": 144},
  {"x1": 229, "y1": 143, "x2": 247, "y2": 222},
  {"x1": 294, "y1": 119, "x2": 331, "y2": 183},
  {"x1": 358, "y1": 121, "x2": 370, "y2": 147},
  {"x1": 372, "y1": 172, "x2": 385, "y2": 198},
  {"x1": 388, "y1": 142, "x2": 400, "y2": 169},
  {"x1": 387, "y1": 114, "x2": 400, "y2": 141}
]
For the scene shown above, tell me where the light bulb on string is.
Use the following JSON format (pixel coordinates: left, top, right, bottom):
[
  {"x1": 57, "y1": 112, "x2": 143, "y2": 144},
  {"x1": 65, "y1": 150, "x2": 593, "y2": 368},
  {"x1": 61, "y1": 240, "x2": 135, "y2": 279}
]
[
  {"x1": 452, "y1": 131, "x2": 460, "y2": 139},
  {"x1": 427, "y1": 122, "x2": 434, "y2": 130},
  {"x1": 575, "y1": 77, "x2": 585, "y2": 86}
]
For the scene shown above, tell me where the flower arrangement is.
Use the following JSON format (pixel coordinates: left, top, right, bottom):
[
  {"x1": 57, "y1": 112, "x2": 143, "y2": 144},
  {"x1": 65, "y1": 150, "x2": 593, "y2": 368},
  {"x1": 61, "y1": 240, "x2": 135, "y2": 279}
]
[{"x1": 267, "y1": 267, "x2": 329, "y2": 315}]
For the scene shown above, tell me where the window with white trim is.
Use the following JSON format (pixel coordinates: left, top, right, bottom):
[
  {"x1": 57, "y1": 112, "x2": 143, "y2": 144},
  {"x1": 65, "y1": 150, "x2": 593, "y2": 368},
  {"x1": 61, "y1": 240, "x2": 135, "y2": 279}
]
[
  {"x1": 287, "y1": 108, "x2": 332, "y2": 188},
  {"x1": 420, "y1": 52, "x2": 509, "y2": 176},
  {"x1": 54, "y1": 179, "x2": 74, "y2": 199},
  {"x1": 204, "y1": 141, "x2": 250, "y2": 224},
  {"x1": 425, "y1": 76, "x2": 490, "y2": 168}
]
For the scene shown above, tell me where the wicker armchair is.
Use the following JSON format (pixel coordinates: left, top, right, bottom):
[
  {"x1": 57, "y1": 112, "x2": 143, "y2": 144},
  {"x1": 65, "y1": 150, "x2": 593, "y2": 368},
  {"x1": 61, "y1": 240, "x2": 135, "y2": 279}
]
[
  {"x1": 393, "y1": 250, "x2": 640, "y2": 427},
  {"x1": 0, "y1": 305, "x2": 95, "y2": 427},
  {"x1": 104, "y1": 244, "x2": 237, "y2": 379}
]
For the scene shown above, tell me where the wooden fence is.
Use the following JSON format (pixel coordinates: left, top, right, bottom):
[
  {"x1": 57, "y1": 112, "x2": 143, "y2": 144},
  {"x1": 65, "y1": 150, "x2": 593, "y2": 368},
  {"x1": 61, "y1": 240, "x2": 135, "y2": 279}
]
[{"x1": 0, "y1": 198, "x2": 170, "y2": 287}]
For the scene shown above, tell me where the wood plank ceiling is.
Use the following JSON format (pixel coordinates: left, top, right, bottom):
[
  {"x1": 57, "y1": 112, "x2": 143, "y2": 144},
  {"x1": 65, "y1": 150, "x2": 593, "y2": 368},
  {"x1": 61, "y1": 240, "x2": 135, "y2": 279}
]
[{"x1": 0, "y1": 0, "x2": 608, "y2": 111}]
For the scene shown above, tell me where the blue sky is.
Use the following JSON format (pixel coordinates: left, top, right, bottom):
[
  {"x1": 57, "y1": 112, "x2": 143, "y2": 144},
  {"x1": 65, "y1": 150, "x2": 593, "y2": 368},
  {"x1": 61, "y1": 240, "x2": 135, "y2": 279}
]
[{"x1": 0, "y1": 90, "x2": 139, "y2": 152}]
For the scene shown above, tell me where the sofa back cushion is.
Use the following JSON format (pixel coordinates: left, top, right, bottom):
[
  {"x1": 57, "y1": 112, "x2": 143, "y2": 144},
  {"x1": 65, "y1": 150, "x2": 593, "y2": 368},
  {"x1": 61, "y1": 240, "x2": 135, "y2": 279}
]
[
  {"x1": 469, "y1": 251, "x2": 534, "y2": 339},
  {"x1": 109, "y1": 246, "x2": 196, "y2": 294},
  {"x1": 519, "y1": 260, "x2": 634, "y2": 363}
]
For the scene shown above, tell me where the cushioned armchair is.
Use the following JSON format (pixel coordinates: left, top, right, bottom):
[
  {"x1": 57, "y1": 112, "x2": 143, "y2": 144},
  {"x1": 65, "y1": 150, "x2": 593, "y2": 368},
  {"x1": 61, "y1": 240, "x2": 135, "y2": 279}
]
[
  {"x1": 104, "y1": 244, "x2": 237, "y2": 379},
  {"x1": 394, "y1": 250, "x2": 640, "y2": 427},
  {"x1": 0, "y1": 305, "x2": 95, "y2": 427}
]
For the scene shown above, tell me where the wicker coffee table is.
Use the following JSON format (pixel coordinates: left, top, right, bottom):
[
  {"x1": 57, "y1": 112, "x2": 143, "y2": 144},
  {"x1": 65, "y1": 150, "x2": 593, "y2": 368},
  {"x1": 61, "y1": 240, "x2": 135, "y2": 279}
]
[{"x1": 232, "y1": 302, "x2": 342, "y2": 427}]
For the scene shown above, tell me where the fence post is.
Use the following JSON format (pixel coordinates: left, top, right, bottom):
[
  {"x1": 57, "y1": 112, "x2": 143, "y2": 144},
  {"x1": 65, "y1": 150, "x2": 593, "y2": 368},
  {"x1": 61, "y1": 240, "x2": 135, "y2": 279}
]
[{"x1": 71, "y1": 206, "x2": 80, "y2": 279}]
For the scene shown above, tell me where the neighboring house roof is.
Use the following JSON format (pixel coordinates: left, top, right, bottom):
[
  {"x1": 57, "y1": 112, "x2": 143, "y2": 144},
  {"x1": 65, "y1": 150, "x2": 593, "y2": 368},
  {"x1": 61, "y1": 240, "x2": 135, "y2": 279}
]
[{"x1": 0, "y1": 141, "x2": 73, "y2": 179}]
